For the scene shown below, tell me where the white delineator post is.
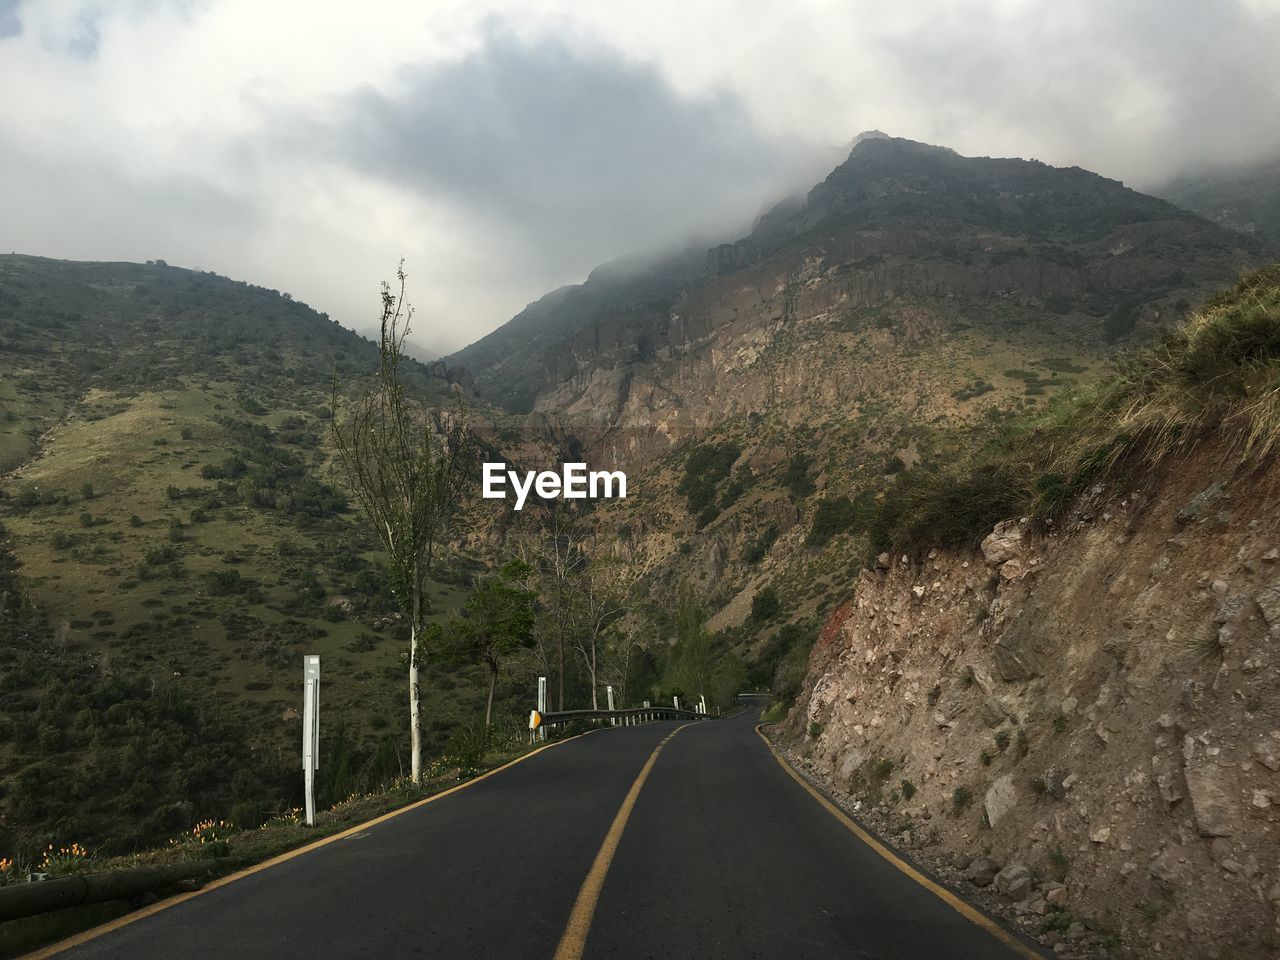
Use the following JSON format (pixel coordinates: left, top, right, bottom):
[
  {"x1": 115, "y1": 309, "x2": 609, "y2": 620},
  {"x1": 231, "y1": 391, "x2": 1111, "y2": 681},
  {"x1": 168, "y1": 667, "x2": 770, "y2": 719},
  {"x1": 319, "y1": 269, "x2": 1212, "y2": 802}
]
[
  {"x1": 606, "y1": 684, "x2": 616, "y2": 726},
  {"x1": 699, "y1": 695, "x2": 707, "y2": 715},
  {"x1": 673, "y1": 695, "x2": 680, "y2": 711},
  {"x1": 302, "y1": 655, "x2": 320, "y2": 827},
  {"x1": 537, "y1": 676, "x2": 548, "y2": 741}
]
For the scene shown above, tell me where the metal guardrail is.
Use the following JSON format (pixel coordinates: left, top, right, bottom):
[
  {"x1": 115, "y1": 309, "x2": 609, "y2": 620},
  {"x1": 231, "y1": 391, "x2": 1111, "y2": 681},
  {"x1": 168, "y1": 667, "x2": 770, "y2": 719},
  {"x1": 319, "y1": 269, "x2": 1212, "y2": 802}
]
[{"x1": 532, "y1": 705, "x2": 709, "y2": 731}]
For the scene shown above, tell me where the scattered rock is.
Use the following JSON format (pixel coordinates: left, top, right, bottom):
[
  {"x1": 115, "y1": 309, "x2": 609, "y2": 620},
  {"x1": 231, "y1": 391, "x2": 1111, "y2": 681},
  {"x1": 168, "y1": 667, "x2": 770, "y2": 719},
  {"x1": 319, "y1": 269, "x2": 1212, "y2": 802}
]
[
  {"x1": 985, "y1": 774, "x2": 1019, "y2": 828},
  {"x1": 875, "y1": 552, "x2": 891, "y2": 570},
  {"x1": 1253, "y1": 735, "x2": 1280, "y2": 771},
  {"x1": 981, "y1": 520, "x2": 1025, "y2": 565},
  {"x1": 965, "y1": 856, "x2": 1000, "y2": 886},
  {"x1": 999, "y1": 557, "x2": 1027, "y2": 581},
  {"x1": 982, "y1": 695, "x2": 1010, "y2": 727},
  {"x1": 1184, "y1": 763, "x2": 1234, "y2": 837},
  {"x1": 1150, "y1": 848, "x2": 1185, "y2": 892},
  {"x1": 1255, "y1": 583, "x2": 1280, "y2": 634},
  {"x1": 994, "y1": 861, "x2": 1035, "y2": 900},
  {"x1": 1045, "y1": 885, "x2": 1068, "y2": 907},
  {"x1": 1089, "y1": 825, "x2": 1111, "y2": 844},
  {"x1": 1175, "y1": 482, "x2": 1224, "y2": 524},
  {"x1": 993, "y1": 613, "x2": 1045, "y2": 681},
  {"x1": 1042, "y1": 768, "x2": 1069, "y2": 801}
]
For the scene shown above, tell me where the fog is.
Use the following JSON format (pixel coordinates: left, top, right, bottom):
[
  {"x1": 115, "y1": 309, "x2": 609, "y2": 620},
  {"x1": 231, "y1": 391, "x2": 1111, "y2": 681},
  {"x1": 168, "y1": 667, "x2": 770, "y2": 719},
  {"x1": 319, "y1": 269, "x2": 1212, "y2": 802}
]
[{"x1": 2, "y1": 0, "x2": 1277, "y2": 353}]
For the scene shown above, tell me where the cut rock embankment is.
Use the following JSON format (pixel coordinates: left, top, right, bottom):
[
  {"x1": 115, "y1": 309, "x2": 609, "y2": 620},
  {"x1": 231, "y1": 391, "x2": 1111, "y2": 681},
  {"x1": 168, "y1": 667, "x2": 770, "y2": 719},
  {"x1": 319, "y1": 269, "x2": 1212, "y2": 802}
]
[{"x1": 785, "y1": 445, "x2": 1280, "y2": 959}]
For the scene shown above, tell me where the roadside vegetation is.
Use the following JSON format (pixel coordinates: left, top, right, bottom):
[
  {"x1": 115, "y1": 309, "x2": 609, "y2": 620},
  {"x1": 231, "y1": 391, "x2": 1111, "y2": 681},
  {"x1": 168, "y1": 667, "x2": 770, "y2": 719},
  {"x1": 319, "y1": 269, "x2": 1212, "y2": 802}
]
[{"x1": 873, "y1": 263, "x2": 1280, "y2": 554}]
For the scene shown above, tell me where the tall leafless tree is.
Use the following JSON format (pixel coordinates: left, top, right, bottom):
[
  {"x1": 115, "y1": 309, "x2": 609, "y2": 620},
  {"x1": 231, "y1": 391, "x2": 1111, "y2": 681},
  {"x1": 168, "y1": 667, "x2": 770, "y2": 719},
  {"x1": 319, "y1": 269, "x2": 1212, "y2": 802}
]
[
  {"x1": 330, "y1": 262, "x2": 471, "y2": 783},
  {"x1": 571, "y1": 560, "x2": 626, "y2": 710}
]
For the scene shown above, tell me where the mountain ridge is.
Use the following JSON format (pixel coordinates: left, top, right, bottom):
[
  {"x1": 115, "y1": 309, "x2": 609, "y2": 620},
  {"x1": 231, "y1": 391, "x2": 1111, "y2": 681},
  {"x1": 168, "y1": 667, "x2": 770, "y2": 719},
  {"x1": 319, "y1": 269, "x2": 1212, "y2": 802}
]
[{"x1": 447, "y1": 136, "x2": 1267, "y2": 432}]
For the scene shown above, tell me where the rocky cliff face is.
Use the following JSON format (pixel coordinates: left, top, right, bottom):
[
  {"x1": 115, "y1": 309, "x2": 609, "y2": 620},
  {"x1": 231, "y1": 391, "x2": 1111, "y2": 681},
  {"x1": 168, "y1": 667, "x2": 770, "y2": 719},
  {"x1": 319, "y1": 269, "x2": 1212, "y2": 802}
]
[{"x1": 784, "y1": 445, "x2": 1280, "y2": 959}]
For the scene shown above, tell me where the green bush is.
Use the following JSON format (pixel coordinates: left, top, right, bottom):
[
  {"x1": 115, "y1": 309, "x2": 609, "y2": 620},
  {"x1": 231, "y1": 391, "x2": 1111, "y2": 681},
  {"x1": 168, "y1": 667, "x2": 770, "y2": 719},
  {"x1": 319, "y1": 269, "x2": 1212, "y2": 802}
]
[
  {"x1": 750, "y1": 586, "x2": 781, "y2": 622},
  {"x1": 782, "y1": 453, "x2": 816, "y2": 499}
]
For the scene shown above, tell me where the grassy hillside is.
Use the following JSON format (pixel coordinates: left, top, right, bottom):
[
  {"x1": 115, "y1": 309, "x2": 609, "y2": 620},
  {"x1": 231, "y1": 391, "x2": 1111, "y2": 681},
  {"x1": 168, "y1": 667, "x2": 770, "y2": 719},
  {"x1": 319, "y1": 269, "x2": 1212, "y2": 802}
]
[{"x1": 0, "y1": 256, "x2": 505, "y2": 857}]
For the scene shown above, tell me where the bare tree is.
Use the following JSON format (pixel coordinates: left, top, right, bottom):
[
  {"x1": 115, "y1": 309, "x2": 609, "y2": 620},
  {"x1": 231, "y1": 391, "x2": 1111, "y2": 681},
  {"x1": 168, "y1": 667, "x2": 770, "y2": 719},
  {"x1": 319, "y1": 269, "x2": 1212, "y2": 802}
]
[
  {"x1": 517, "y1": 508, "x2": 588, "y2": 711},
  {"x1": 571, "y1": 562, "x2": 626, "y2": 710},
  {"x1": 602, "y1": 625, "x2": 642, "y2": 708},
  {"x1": 330, "y1": 262, "x2": 471, "y2": 783}
]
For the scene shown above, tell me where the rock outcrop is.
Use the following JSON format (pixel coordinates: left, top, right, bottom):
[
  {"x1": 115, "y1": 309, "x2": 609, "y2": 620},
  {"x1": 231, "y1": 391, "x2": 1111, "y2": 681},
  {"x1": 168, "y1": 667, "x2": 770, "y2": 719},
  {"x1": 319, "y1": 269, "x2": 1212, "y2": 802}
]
[{"x1": 785, "y1": 446, "x2": 1280, "y2": 959}]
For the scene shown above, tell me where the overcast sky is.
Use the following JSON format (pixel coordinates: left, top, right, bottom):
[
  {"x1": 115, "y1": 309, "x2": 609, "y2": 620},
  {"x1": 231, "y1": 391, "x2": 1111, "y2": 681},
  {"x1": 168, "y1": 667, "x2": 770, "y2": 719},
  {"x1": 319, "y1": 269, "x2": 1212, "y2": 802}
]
[{"x1": 3, "y1": 0, "x2": 1278, "y2": 354}]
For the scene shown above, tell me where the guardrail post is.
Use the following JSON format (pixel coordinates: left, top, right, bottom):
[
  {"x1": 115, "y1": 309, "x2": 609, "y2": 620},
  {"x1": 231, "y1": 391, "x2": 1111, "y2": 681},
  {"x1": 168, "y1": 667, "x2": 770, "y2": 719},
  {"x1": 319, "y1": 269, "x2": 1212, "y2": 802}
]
[
  {"x1": 536, "y1": 676, "x2": 548, "y2": 741},
  {"x1": 302, "y1": 655, "x2": 320, "y2": 827}
]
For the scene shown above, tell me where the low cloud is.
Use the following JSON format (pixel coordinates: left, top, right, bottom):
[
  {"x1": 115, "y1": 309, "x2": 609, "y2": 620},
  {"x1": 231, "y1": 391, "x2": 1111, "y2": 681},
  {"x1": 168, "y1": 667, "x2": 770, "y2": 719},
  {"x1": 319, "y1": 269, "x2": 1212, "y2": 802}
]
[
  {"x1": 1, "y1": 1, "x2": 1278, "y2": 353},
  {"x1": 322, "y1": 27, "x2": 832, "y2": 273}
]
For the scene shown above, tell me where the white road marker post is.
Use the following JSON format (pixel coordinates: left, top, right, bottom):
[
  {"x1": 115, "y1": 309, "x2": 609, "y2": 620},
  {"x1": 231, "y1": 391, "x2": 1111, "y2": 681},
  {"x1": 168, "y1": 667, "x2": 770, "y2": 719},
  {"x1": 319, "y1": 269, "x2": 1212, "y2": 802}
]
[
  {"x1": 699, "y1": 695, "x2": 707, "y2": 715},
  {"x1": 606, "y1": 684, "x2": 616, "y2": 726},
  {"x1": 302, "y1": 655, "x2": 320, "y2": 827},
  {"x1": 673, "y1": 695, "x2": 680, "y2": 711},
  {"x1": 642, "y1": 699, "x2": 650, "y2": 723},
  {"x1": 537, "y1": 676, "x2": 548, "y2": 742}
]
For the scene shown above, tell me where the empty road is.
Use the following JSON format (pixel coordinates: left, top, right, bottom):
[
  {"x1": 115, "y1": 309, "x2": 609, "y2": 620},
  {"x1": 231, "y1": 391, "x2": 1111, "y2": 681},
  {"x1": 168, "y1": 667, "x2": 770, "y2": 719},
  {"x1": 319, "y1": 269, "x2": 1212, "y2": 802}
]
[{"x1": 38, "y1": 707, "x2": 1046, "y2": 959}]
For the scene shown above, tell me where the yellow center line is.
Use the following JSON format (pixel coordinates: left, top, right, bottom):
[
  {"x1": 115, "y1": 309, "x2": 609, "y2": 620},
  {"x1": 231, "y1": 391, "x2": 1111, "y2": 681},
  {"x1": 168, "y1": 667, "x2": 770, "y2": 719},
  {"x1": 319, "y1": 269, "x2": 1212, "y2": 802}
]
[
  {"x1": 754, "y1": 723, "x2": 1046, "y2": 960},
  {"x1": 552, "y1": 723, "x2": 691, "y2": 960}
]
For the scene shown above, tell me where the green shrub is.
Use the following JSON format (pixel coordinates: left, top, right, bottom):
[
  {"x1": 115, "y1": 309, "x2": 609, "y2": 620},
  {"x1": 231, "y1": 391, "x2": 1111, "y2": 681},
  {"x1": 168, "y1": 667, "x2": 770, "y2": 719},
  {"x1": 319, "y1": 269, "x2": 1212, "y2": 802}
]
[
  {"x1": 782, "y1": 453, "x2": 816, "y2": 499},
  {"x1": 678, "y1": 441, "x2": 740, "y2": 516},
  {"x1": 750, "y1": 586, "x2": 781, "y2": 622},
  {"x1": 806, "y1": 490, "x2": 878, "y2": 547},
  {"x1": 742, "y1": 524, "x2": 778, "y2": 564},
  {"x1": 1048, "y1": 846, "x2": 1070, "y2": 881},
  {"x1": 900, "y1": 778, "x2": 916, "y2": 800}
]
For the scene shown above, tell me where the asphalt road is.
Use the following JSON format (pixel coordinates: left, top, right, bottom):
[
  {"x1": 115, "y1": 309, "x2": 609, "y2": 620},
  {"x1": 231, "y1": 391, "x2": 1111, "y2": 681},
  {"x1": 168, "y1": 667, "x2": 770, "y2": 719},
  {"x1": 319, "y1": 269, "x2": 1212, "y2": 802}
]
[{"x1": 44, "y1": 707, "x2": 1046, "y2": 960}]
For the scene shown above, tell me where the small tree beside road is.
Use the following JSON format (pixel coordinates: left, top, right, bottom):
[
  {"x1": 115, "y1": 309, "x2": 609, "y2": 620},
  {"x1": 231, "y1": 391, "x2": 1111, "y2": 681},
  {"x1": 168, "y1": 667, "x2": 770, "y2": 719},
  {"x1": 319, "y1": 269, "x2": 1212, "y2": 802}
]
[
  {"x1": 330, "y1": 262, "x2": 471, "y2": 783},
  {"x1": 438, "y1": 559, "x2": 536, "y2": 727}
]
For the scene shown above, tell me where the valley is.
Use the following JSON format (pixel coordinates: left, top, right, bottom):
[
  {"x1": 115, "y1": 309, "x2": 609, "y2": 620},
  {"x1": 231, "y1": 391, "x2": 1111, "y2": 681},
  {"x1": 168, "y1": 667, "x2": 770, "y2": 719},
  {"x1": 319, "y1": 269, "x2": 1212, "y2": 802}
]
[{"x1": 3, "y1": 136, "x2": 1279, "y2": 960}]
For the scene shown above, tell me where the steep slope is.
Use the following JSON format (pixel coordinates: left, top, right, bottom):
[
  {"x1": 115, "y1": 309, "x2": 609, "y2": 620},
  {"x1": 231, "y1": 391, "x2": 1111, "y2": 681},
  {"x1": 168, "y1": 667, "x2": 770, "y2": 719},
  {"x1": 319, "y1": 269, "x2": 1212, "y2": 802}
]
[
  {"x1": 780, "y1": 268, "x2": 1280, "y2": 960},
  {"x1": 0, "y1": 256, "x2": 513, "y2": 855},
  {"x1": 446, "y1": 246, "x2": 708, "y2": 413}
]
